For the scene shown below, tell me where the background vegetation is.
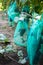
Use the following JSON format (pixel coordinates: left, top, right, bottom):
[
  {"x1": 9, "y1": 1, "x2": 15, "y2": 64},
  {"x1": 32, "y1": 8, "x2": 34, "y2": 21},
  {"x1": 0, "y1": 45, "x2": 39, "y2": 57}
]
[{"x1": 0, "y1": 0, "x2": 43, "y2": 14}]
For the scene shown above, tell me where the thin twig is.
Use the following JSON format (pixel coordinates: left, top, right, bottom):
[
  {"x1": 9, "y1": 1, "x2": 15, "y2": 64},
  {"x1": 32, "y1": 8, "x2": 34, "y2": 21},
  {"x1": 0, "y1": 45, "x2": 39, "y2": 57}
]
[{"x1": 21, "y1": 12, "x2": 38, "y2": 20}]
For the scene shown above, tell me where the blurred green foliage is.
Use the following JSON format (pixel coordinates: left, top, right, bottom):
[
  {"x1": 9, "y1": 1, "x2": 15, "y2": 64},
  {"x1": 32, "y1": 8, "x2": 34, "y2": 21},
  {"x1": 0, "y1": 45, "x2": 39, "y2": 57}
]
[{"x1": 0, "y1": 0, "x2": 43, "y2": 14}]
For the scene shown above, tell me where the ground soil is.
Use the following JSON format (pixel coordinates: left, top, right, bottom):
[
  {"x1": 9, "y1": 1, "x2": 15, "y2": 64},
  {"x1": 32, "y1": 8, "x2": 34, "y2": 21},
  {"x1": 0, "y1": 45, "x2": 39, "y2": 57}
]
[{"x1": 0, "y1": 11, "x2": 29, "y2": 65}]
